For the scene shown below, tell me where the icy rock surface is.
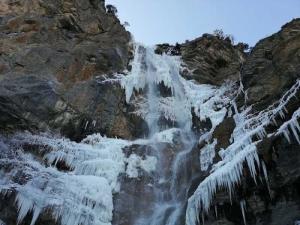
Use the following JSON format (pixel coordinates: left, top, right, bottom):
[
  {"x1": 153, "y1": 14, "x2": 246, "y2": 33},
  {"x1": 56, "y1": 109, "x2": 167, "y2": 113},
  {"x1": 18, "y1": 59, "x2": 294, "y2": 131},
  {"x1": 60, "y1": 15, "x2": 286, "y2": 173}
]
[
  {"x1": 186, "y1": 79, "x2": 300, "y2": 225},
  {"x1": 0, "y1": 132, "x2": 157, "y2": 225}
]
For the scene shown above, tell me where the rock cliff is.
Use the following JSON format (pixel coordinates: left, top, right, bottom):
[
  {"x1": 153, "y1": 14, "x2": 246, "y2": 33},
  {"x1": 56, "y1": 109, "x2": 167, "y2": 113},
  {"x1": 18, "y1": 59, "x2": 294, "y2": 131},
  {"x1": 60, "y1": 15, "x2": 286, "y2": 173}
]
[{"x1": 1, "y1": 1, "x2": 300, "y2": 225}]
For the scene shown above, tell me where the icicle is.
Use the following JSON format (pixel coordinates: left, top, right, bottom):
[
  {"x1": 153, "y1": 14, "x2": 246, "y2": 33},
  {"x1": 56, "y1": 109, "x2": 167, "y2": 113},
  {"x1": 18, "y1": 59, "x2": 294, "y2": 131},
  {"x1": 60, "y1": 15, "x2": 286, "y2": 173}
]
[
  {"x1": 276, "y1": 107, "x2": 300, "y2": 143},
  {"x1": 84, "y1": 121, "x2": 89, "y2": 130},
  {"x1": 16, "y1": 193, "x2": 36, "y2": 225},
  {"x1": 214, "y1": 205, "x2": 218, "y2": 219},
  {"x1": 261, "y1": 161, "x2": 271, "y2": 196},
  {"x1": 240, "y1": 200, "x2": 247, "y2": 225},
  {"x1": 201, "y1": 213, "x2": 205, "y2": 225}
]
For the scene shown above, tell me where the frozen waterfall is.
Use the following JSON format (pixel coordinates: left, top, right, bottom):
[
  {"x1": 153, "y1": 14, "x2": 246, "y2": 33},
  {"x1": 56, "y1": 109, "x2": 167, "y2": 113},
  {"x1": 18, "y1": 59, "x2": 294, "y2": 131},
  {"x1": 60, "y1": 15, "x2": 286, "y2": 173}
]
[{"x1": 2, "y1": 43, "x2": 298, "y2": 225}]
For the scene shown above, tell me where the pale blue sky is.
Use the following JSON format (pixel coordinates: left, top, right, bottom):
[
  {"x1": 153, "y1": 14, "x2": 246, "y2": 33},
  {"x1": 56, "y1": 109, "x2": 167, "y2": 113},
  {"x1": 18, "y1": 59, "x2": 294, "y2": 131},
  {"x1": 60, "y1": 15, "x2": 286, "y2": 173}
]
[{"x1": 106, "y1": 0, "x2": 300, "y2": 47}]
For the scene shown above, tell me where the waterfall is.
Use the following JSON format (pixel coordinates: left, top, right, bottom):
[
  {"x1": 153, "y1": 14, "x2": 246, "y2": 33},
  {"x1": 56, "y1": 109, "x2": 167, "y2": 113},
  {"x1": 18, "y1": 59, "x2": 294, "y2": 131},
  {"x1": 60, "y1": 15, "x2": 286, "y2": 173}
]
[{"x1": 120, "y1": 44, "x2": 231, "y2": 225}]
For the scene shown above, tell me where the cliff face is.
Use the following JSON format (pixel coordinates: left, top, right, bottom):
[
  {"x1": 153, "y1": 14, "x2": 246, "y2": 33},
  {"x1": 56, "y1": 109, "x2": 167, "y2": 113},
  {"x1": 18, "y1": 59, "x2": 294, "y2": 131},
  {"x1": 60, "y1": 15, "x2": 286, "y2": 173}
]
[
  {"x1": 242, "y1": 19, "x2": 300, "y2": 110},
  {"x1": 0, "y1": 0, "x2": 147, "y2": 141},
  {"x1": 1, "y1": 1, "x2": 300, "y2": 225}
]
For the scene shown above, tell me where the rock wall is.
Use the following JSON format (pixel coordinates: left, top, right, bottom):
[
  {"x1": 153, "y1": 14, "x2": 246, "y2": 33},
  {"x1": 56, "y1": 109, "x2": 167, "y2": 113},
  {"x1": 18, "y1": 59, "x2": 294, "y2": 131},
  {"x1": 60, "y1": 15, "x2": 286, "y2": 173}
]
[{"x1": 0, "y1": 0, "x2": 148, "y2": 141}]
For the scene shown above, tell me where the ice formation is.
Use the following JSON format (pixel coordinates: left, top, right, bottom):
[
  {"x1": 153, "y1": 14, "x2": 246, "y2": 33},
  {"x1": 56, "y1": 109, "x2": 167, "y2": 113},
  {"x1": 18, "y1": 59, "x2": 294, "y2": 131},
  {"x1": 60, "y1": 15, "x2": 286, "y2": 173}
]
[
  {"x1": 0, "y1": 140, "x2": 114, "y2": 225},
  {"x1": 120, "y1": 44, "x2": 234, "y2": 132},
  {"x1": 0, "y1": 132, "x2": 158, "y2": 225},
  {"x1": 200, "y1": 139, "x2": 217, "y2": 171},
  {"x1": 276, "y1": 107, "x2": 300, "y2": 143},
  {"x1": 186, "y1": 79, "x2": 300, "y2": 225},
  {"x1": 125, "y1": 154, "x2": 157, "y2": 178},
  {"x1": 240, "y1": 200, "x2": 247, "y2": 225}
]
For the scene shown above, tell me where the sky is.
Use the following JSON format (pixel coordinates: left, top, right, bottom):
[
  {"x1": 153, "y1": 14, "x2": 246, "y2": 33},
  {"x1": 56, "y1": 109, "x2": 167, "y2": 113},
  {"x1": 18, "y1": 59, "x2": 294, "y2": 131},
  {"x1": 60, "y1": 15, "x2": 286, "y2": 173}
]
[{"x1": 106, "y1": 0, "x2": 300, "y2": 47}]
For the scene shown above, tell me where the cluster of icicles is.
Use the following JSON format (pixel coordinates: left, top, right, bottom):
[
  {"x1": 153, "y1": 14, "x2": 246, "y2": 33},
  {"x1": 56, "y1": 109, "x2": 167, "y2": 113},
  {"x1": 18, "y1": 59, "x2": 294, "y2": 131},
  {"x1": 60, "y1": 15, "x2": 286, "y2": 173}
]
[
  {"x1": 1, "y1": 128, "x2": 183, "y2": 225},
  {"x1": 0, "y1": 132, "x2": 161, "y2": 225},
  {"x1": 0, "y1": 43, "x2": 300, "y2": 225},
  {"x1": 186, "y1": 79, "x2": 300, "y2": 225}
]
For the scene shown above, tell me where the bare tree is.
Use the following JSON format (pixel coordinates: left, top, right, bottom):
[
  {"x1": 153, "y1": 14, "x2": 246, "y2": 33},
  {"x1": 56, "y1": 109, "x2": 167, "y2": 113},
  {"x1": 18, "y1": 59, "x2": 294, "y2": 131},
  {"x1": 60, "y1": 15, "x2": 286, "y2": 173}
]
[{"x1": 213, "y1": 29, "x2": 235, "y2": 44}]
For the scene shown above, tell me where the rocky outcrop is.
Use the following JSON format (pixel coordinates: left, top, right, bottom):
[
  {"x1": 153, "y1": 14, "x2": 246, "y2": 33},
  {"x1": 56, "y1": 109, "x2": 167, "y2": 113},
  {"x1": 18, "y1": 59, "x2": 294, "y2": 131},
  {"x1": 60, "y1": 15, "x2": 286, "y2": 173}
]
[
  {"x1": 155, "y1": 35, "x2": 246, "y2": 86},
  {"x1": 180, "y1": 35, "x2": 246, "y2": 86},
  {"x1": 0, "y1": 0, "x2": 147, "y2": 140}
]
